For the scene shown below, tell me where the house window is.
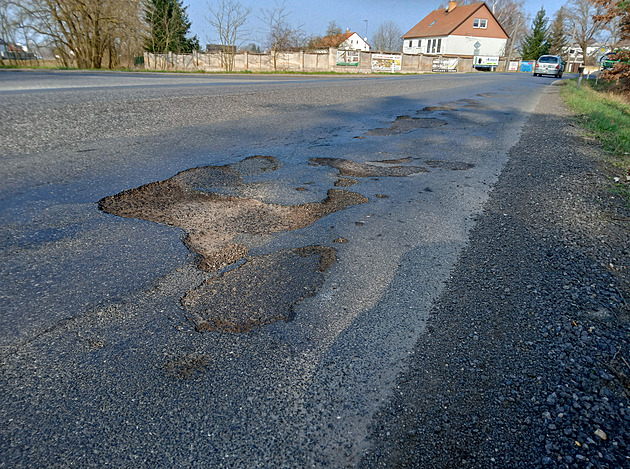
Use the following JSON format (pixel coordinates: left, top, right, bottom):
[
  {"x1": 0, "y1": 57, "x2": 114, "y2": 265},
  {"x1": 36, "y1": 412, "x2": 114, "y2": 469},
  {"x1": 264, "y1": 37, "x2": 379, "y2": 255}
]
[
  {"x1": 427, "y1": 40, "x2": 431, "y2": 53},
  {"x1": 432, "y1": 39, "x2": 436, "y2": 53},
  {"x1": 418, "y1": 40, "x2": 421, "y2": 48},
  {"x1": 437, "y1": 38, "x2": 441, "y2": 53},
  {"x1": 474, "y1": 18, "x2": 488, "y2": 28},
  {"x1": 429, "y1": 20, "x2": 437, "y2": 27},
  {"x1": 409, "y1": 40, "x2": 412, "y2": 47}
]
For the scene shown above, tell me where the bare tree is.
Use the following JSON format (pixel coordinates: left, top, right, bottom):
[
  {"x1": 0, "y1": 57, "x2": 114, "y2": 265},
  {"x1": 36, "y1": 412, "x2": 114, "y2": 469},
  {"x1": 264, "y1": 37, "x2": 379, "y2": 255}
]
[
  {"x1": 600, "y1": 12, "x2": 624, "y2": 48},
  {"x1": 108, "y1": 0, "x2": 145, "y2": 68},
  {"x1": 16, "y1": 0, "x2": 145, "y2": 69},
  {"x1": 371, "y1": 21, "x2": 402, "y2": 52},
  {"x1": 206, "y1": 0, "x2": 250, "y2": 71},
  {"x1": 325, "y1": 20, "x2": 342, "y2": 36},
  {"x1": 487, "y1": 0, "x2": 527, "y2": 67},
  {"x1": 260, "y1": 0, "x2": 303, "y2": 70},
  {"x1": 566, "y1": 0, "x2": 606, "y2": 65},
  {"x1": 0, "y1": 0, "x2": 20, "y2": 65}
]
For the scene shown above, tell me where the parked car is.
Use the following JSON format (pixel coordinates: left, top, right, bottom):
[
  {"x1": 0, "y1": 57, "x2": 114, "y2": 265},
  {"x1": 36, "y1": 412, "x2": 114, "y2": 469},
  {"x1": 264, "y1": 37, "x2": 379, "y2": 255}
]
[{"x1": 533, "y1": 55, "x2": 565, "y2": 78}]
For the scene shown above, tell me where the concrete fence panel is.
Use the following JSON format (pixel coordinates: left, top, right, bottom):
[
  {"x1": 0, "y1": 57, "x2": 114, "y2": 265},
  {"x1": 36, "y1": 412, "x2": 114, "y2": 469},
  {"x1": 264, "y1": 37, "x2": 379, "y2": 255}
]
[{"x1": 143, "y1": 49, "x2": 509, "y2": 74}]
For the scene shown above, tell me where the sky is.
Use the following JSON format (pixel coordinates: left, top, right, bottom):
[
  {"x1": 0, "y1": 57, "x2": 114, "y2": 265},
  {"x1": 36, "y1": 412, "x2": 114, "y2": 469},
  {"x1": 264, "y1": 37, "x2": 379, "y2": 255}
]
[{"x1": 184, "y1": 0, "x2": 569, "y2": 47}]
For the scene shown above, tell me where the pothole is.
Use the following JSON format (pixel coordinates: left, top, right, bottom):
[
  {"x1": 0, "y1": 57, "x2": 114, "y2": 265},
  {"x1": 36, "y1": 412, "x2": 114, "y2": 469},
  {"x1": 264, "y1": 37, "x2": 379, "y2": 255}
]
[
  {"x1": 182, "y1": 246, "x2": 335, "y2": 333},
  {"x1": 456, "y1": 99, "x2": 484, "y2": 108},
  {"x1": 419, "y1": 105, "x2": 457, "y2": 112},
  {"x1": 99, "y1": 160, "x2": 367, "y2": 272},
  {"x1": 334, "y1": 177, "x2": 359, "y2": 187},
  {"x1": 310, "y1": 157, "x2": 427, "y2": 177},
  {"x1": 365, "y1": 116, "x2": 447, "y2": 136}
]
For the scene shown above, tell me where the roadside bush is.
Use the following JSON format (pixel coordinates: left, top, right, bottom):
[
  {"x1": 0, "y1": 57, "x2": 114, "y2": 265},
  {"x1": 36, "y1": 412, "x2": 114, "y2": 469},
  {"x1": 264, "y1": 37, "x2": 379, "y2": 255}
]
[{"x1": 600, "y1": 50, "x2": 630, "y2": 95}]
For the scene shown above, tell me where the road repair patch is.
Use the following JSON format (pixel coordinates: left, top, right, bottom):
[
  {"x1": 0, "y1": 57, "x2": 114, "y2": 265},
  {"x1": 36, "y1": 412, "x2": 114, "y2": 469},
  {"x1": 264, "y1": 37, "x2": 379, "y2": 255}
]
[
  {"x1": 365, "y1": 116, "x2": 447, "y2": 136},
  {"x1": 310, "y1": 157, "x2": 427, "y2": 177},
  {"x1": 182, "y1": 246, "x2": 335, "y2": 333}
]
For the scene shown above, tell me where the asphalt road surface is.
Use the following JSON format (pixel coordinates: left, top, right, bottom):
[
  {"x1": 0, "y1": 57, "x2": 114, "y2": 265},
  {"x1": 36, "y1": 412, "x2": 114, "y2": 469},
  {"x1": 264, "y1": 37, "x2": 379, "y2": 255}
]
[{"x1": 1, "y1": 69, "x2": 561, "y2": 467}]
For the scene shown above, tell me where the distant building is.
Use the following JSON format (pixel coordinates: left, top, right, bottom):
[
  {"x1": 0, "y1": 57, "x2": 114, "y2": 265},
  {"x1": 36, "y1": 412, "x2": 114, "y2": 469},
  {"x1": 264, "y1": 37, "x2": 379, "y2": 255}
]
[
  {"x1": 314, "y1": 30, "x2": 370, "y2": 51},
  {"x1": 0, "y1": 39, "x2": 37, "y2": 60},
  {"x1": 402, "y1": 1, "x2": 508, "y2": 58},
  {"x1": 206, "y1": 44, "x2": 237, "y2": 54}
]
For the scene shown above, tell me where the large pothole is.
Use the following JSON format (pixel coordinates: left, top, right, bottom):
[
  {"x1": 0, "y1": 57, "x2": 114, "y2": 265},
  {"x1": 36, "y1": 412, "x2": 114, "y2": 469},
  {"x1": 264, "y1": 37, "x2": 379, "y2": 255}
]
[
  {"x1": 99, "y1": 159, "x2": 367, "y2": 272},
  {"x1": 98, "y1": 156, "x2": 369, "y2": 333}
]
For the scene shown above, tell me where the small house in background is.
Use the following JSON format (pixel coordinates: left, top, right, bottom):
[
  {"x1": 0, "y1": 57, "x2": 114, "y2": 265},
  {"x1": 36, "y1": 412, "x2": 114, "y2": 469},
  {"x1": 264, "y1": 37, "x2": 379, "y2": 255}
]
[
  {"x1": 314, "y1": 30, "x2": 371, "y2": 51},
  {"x1": 402, "y1": 1, "x2": 508, "y2": 59},
  {"x1": 206, "y1": 44, "x2": 237, "y2": 54}
]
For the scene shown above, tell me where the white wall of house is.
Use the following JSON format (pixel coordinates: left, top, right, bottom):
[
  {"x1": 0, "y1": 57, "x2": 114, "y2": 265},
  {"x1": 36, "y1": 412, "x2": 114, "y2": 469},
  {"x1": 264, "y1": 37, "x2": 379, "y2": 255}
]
[
  {"x1": 403, "y1": 35, "x2": 506, "y2": 57},
  {"x1": 340, "y1": 33, "x2": 370, "y2": 51}
]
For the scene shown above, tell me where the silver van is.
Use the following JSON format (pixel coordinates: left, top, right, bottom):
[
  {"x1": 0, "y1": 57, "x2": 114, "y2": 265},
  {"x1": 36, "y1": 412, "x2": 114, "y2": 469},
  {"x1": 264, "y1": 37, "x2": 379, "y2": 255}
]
[{"x1": 533, "y1": 55, "x2": 564, "y2": 78}]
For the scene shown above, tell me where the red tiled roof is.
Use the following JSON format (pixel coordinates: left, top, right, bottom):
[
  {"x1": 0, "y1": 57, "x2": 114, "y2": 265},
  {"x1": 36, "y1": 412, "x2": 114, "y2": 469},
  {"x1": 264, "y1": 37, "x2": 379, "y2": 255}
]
[
  {"x1": 315, "y1": 31, "x2": 354, "y2": 48},
  {"x1": 403, "y1": 2, "x2": 506, "y2": 39}
]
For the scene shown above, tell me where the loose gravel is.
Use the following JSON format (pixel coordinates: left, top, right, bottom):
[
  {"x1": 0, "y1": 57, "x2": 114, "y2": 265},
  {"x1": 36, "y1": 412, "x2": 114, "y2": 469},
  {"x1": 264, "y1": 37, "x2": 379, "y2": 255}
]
[{"x1": 361, "y1": 84, "x2": 630, "y2": 468}]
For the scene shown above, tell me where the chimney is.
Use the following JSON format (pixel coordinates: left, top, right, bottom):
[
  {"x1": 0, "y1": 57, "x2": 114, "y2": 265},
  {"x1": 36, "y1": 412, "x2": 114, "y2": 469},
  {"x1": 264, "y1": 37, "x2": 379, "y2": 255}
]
[{"x1": 448, "y1": 1, "x2": 457, "y2": 12}]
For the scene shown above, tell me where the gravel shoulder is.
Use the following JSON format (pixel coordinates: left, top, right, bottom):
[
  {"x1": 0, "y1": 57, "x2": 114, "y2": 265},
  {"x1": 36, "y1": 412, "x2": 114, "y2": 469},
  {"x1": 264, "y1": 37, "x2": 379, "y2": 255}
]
[{"x1": 361, "y1": 83, "x2": 630, "y2": 468}]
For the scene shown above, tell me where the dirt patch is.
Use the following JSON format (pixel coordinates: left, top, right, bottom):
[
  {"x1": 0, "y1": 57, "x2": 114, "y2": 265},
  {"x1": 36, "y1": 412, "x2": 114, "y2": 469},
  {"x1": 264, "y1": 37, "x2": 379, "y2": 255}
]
[
  {"x1": 366, "y1": 116, "x2": 447, "y2": 136},
  {"x1": 99, "y1": 161, "x2": 367, "y2": 272},
  {"x1": 425, "y1": 160, "x2": 475, "y2": 171},
  {"x1": 310, "y1": 157, "x2": 427, "y2": 178},
  {"x1": 182, "y1": 246, "x2": 335, "y2": 333}
]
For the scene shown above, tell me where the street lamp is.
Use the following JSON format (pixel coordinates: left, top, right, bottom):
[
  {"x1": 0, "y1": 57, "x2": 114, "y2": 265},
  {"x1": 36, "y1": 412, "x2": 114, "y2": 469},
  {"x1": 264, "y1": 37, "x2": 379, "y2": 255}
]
[{"x1": 363, "y1": 19, "x2": 368, "y2": 41}]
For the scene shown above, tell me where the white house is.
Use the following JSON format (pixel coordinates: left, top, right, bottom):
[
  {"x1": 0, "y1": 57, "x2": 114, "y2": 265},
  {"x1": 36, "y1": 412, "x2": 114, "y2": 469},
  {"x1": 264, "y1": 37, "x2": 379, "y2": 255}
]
[
  {"x1": 402, "y1": 1, "x2": 508, "y2": 58},
  {"x1": 315, "y1": 30, "x2": 370, "y2": 51}
]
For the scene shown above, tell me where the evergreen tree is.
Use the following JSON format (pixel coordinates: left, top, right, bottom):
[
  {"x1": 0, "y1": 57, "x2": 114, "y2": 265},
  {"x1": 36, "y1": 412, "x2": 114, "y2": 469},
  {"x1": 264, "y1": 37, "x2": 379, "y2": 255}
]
[
  {"x1": 521, "y1": 7, "x2": 550, "y2": 60},
  {"x1": 145, "y1": 0, "x2": 199, "y2": 53},
  {"x1": 548, "y1": 7, "x2": 569, "y2": 56}
]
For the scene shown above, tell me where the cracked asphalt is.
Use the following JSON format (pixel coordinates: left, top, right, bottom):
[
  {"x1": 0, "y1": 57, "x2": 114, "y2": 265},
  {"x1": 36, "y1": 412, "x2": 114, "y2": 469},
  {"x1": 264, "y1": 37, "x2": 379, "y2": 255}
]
[{"x1": 1, "y1": 70, "x2": 605, "y2": 468}]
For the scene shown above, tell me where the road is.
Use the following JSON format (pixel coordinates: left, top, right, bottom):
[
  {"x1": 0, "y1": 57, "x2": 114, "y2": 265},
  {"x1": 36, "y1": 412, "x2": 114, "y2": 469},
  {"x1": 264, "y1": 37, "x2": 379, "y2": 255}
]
[{"x1": 0, "y1": 69, "x2": 558, "y2": 467}]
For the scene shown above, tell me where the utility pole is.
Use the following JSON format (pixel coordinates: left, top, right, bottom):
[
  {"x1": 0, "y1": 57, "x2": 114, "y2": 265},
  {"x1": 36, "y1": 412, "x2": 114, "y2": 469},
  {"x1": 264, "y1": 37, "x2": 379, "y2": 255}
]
[
  {"x1": 504, "y1": 14, "x2": 524, "y2": 71},
  {"x1": 364, "y1": 19, "x2": 368, "y2": 41}
]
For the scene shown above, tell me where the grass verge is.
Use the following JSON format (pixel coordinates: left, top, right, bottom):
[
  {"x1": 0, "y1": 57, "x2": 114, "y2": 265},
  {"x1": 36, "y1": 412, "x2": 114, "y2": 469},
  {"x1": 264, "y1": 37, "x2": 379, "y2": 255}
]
[{"x1": 561, "y1": 79, "x2": 630, "y2": 204}]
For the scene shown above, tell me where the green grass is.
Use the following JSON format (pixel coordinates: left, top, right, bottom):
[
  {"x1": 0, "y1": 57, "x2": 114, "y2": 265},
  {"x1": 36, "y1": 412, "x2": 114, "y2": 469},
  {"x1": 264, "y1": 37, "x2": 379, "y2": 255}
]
[
  {"x1": 561, "y1": 79, "x2": 630, "y2": 157},
  {"x1": 561, "y1": 79, "x2": 630, "y2": 204}
]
